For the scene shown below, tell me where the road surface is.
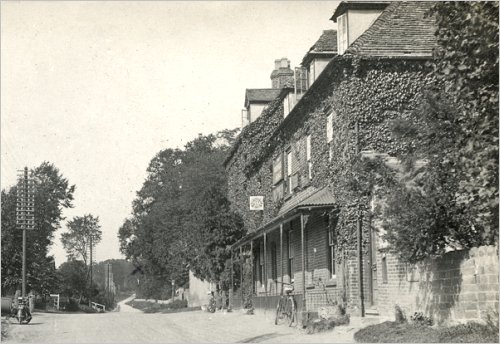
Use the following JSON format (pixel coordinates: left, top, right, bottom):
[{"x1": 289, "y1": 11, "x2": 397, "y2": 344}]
[{"x1": 3, "y1": 297, "x2": 360, "y2": 343}]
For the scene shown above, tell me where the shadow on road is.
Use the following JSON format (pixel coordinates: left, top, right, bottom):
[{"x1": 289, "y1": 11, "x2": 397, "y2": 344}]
[{"x1": 239, "y1": 332, "x2": 290, "y2": 343}]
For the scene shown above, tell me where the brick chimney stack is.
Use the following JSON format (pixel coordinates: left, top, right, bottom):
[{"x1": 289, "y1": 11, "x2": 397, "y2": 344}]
[{"x1": 270, "y1": 58, "x2": 294, "y2": 89}]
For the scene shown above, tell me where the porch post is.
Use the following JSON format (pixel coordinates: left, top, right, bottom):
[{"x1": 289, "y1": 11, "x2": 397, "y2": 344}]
[
  {"x1": 280, "y1": 223, "x2": 283, "y2": 295},
  {"x1": 300, "y1": 213, "x2": 306, "y2": 312},
  {"x1": 230, "y1": 250, "x2": 234, "y2": 309},
  {"x1": 250, "y1": 240, "x2": 254, "y2": 295},
  {"x1": 264, "y1": 232, "x2": 267, "y2": 295},
  {"x1": 240, "y1": 246, "x2": 243, "y2": 302}
]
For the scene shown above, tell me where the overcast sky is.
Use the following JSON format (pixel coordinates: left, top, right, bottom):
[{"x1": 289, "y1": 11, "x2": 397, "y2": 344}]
[{"x1": 1, "y1": 1, "x2": 339, "y2": 267}]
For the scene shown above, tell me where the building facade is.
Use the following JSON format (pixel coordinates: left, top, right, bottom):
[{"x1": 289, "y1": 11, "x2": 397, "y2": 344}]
[{"x1": 226, "y1": 1, "x2": 498, "y2": 325}]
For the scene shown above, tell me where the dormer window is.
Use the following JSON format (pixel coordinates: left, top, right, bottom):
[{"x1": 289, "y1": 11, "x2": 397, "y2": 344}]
[{"x1": 337, "y1": 13, "x2": 348, "y2": 55}]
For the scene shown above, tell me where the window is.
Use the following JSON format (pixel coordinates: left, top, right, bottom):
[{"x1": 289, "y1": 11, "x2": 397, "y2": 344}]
[
  {"x1": 286, "y1": 150, "x2": 293, "y2": 193},
  {"x1": 288, "y1": 230, "x2": 294, "y2": 283},
  {"x1": 306, "y1": 135, "x2": 312, "y2": 180},
  {"x1": 337, "y1": 13, "x2": 349, "y2": 55},
  {"x1": 294, "y1": 66, "x2": 309, "y2": 96},
  {"x1": 241, "y1": 109, "x2": 250, "y2": 128},
  {"x1": 328, "y1": 221, "x2": 336, "y2": 279},
  {"x1": 309, "y1": 62, "x2": 315, "y2": 86},
  {"x1": 326, "y1": 111, "x2": 335, "y2": 161},
  {"x1": 272, "y1": 154, "x2": 284, "y2": 185},
  {"x1": 326, "y1": 113, "x2": 333, "y2": 143}
]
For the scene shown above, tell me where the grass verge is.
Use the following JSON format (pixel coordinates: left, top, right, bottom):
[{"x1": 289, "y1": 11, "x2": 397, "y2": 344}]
[
  {"x1": 1, "y1": 318, "x2": 10, "y2": 341},
  {"x1": 126, "y1": 299, "x2": 200, "y2": 314},
  {"x1": 354, "y1": 321, "x2": 499, "y2": 343}
]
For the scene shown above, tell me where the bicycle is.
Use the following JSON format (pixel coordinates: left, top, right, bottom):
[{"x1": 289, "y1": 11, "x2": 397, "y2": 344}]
[{"x1": 274, "y1": 282, "x2": 297, "y2": 327}]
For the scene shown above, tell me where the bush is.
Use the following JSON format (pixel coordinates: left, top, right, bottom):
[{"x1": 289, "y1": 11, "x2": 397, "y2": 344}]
[
  {"x1": 410, "y1": 312, "x2": 433, "y2": 326},
  {"x1": 305, "y1": 313, "x2": 350, "y2": 335},
  {"x1": 65, "y1": 299, "x2": 80, "y2": 312},
  {"x1": 354, "y1": 320, "x2": 499, "y2": 343},
  {"x1": 395, "y1": 305, "x2": 407, "y2": 324},
  {"x1": 78, "y1": 304, "x2": 98, "y2": 313},
  {"x1": 168, "y1": 299, "x2": 187, "y2": 309},
  {"x1": 127, "y1": 299, "x2": 187, "y2": 313},
  {"x1": 437, "y1": 322, "x2": 499, "y2": 343},
  {"x1": 484, "y1": 309, "x2": 499, "y2": 334}
]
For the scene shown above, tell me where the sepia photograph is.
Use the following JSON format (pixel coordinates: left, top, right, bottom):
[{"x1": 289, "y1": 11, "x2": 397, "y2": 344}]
[{"x1": 1, "y1": 1, "x2": 498, "y2": 343}]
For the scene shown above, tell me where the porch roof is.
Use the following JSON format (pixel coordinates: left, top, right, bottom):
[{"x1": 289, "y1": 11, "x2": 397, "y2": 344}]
[{"x1": 231, "y1": 187, "x2": 336, "y2": 250}]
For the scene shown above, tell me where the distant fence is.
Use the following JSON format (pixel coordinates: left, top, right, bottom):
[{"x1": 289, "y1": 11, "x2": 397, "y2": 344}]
[
  {"x1": 134, "y1": 298, "x2": 171, "y2": 305},
  {"x1": 91, "y1": 302, "x2": 106, "y2": 312}
]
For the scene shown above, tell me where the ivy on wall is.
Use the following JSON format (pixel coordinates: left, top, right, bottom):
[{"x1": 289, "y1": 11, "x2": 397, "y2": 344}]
[{"x1": 226, "y1": 56, "x2": 434, "y2": 256}]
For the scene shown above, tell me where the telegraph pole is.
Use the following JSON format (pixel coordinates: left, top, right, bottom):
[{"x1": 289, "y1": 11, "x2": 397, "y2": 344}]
[
  {"x1": 89, "y1": 233, "x2": 93, "y2": 306},
  {"x1": 16, "y1": 167, "x2": 35, "y2": 298}
]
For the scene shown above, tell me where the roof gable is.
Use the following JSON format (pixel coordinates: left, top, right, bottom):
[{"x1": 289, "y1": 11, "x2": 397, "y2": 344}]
[
  {"x1": 244, "y1": 89, "x2": 282, "y2": 107},
  {"x1": 302, "y1": 30, "x2": 338, "y2": 65},
  {"x1": 331, "y1": 1, "x2": 390, "y2": 22}
]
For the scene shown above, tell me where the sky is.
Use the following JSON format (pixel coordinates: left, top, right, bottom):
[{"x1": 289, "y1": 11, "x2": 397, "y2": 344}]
[{"x1": 1, "y1": 1, "x2": 339, "y2": 267}]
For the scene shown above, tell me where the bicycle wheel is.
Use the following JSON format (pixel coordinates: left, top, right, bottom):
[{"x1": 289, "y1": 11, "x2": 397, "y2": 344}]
[
  {"x1": 288, "y1": 297, "x2": 297, "y2": 327},
  {"x1": 275, "y1": 298, "x2": 285, "y2": 325}
]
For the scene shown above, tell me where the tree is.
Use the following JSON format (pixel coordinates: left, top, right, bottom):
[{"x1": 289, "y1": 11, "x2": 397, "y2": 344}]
[
  {"x1": 1, "y1": 162, "x2": 75, "y2": 295},
  {"x1": 118, "y1": 130, "x2": 244, "y2": 298},
  {"x1": 58, "y1": 260, "x2": 87, "y2": 300},
  {"x1": 429, "y1": 1, "x2": 499, "y2": 244},
  {"x1": 379, "y1": 2, "x2": 498, "y2": 262},
  {"x1": 61, "y1": 214, "x2": 102, "y2": 266}
]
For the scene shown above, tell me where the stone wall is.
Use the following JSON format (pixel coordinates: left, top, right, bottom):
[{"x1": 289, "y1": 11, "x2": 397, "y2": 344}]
[
  {"x1": 376, "y1": 245, "x2": 499, "y2": 325},
  {"x1": 187, "y1": 270, "x2": 214, "y2": 308}
]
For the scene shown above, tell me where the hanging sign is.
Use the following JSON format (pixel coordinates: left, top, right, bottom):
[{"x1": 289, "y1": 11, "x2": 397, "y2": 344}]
[{"x1": 249, "y1": 196, "x2": 264, "y2": 211}]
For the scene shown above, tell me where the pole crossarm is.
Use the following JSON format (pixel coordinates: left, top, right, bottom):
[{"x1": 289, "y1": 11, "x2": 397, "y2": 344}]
[{"x1": 16, "y1": 167, "x2": 35, "y2": 298}]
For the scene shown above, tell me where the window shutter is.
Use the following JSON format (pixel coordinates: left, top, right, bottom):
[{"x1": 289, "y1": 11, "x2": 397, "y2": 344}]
[{"x1": 272, "y1": 154, "x2": 284, "y2": 185}]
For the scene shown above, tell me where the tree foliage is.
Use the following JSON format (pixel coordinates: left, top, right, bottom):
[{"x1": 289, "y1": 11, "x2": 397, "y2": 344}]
[
  {"x1": 61, "y1": 214, "x2": 102, "y2": 266},
  {"x1": 379, "y1": 2, "x2": 499, "y2": 262},
  {"x1": 1, "y1": 162, "x2": 75, "y2": 295},
  {"x1": 57, "y1": 260, "x2": 87, "y2": 299},
  {"x1": 118, "y1": 130, "x2": 244, "y2": 298},
  {"x1": 429, "y1": 1, "x2": 499, "y2": 243}
]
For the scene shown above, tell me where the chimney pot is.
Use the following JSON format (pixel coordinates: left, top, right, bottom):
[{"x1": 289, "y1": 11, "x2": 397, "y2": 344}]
[{"x1": 280, "y1": 58, "x2": 290, "y2": 68}]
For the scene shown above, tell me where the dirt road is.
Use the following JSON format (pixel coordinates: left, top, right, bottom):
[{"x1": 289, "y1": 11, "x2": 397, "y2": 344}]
[{"x1": 3, "y1": 299, "x2": 360, "y2": 343}]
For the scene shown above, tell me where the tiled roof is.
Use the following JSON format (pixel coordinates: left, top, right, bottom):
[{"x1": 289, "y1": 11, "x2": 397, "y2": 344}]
[
  {"x1": 310, "y1": 30, "x2": 338, "y2": 53},
  {"x1": 230, "y1": 186, "x2": 336, "y2": 248},
  {"x1": 345, "y1": 1, "x2": 437, "y2": 58},
  {"x1": 331, "y1": 2, "x2": 391, "y2": 22},
  {"x1": 301, "y1": 30, "x2": 338, "y2": 65},
  {"x1": 278, "y1": 186, "x2": 335, "y2": 216},
  {"x1": 245, "y1": 88, "x2": 282, "y2": 105}
]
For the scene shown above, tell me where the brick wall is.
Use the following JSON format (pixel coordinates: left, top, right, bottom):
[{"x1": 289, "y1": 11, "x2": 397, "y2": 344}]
[
  {"x1": 249, "y1": 214, "x2": 340, "y2": 312},
  {"x1": 376, "y1": 245, "x2": 499, "y2": 325}
]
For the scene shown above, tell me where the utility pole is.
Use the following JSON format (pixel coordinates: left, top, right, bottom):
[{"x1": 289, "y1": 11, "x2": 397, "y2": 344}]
[
  {"x1": 16, "y1": 167, "x2": 35, "y2": 298},
  {"x1": 89, "y1": 233, "x2": 93, "y2": 306}
]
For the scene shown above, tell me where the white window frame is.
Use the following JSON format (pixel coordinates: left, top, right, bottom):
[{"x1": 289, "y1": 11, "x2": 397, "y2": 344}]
[
  {"x1": 306, "y1": 135, "x2": 312, "y2": 180},
  {"x1": 287, "y1": 150, "x2": 293, "y2": 193},
  {"x1": 326, "y1": 113, "x2": 334, "y2": 143},
  {"x1": 337, "y1": 13, "x2": 349, "y2": 55},
  {"x1": 309, "y1": 61, "x2": 316, "y2": 86}
]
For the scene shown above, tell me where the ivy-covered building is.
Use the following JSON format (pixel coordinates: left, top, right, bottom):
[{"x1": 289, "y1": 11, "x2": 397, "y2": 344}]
[{"x1": 225, "y1": 1, "x2": 489, "y2": 323}]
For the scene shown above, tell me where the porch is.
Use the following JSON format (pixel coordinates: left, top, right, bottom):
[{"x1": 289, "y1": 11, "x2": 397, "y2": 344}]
[{"x1": 230, "y1": 187, "x2": 342, "y2": 319}]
